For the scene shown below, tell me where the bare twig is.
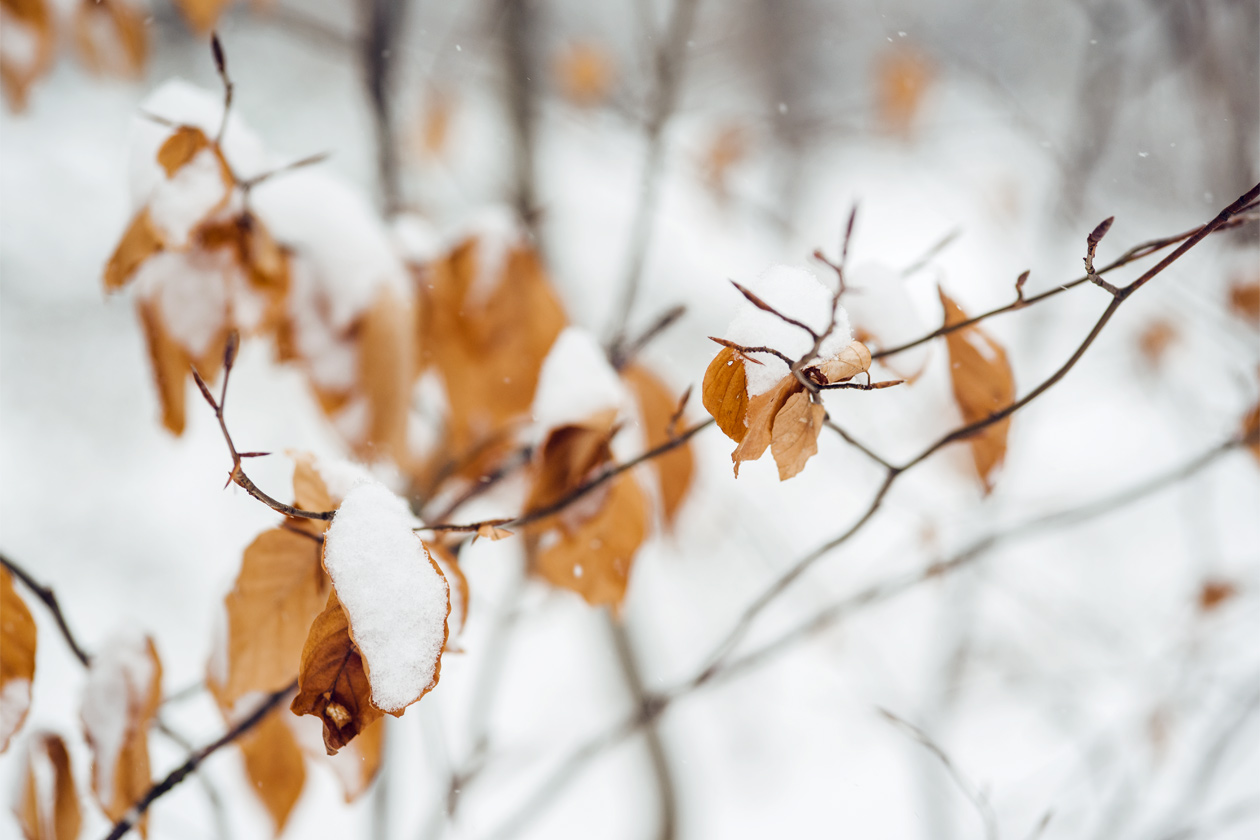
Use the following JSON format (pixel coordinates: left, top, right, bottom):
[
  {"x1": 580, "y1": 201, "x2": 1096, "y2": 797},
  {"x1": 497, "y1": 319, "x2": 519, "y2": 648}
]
[
  {"x1": 359, "y1": 0, "x2": 409, "y2": 214},
  {"x1": 901, "y1": 228, "x2": 962, "y2": 278},
  {"x1": 878, "y1": 707, "x2": 999, "y2": 840},
  {"x1": 706, "y1": 336, "x2": 795, "y2": 368},
  {"x1": 0, "y1": 552, "x2": 91, "y2": 666},
  {"x1": 210, "y1": 33, "x2": 233, "y2": 146},
  {"x1": 822, "y1": 418, "x2": 895, "y2": 470},
  {"x1": 729, "y1": 280, "x2": 819, "y2": 340},
  {"x1": 103, "y1": 680, "x2": 298, "y2": 840},
  {"x1": 193, "y1": 334, "x2": 336, "y2": 522}
]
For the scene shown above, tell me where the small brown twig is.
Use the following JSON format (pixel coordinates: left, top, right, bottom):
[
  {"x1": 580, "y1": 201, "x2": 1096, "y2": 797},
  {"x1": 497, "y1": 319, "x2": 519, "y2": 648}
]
[
  {"x1": 421, "y1": 419, "x2": 714, "y2": 535},
  {"x1": 706, "y1": 336, "x2": 795, "y2": 368},
  {"x1": 192, "y1": 333, "x2": 335, "y2": 522},
  {"x1": 103, "y1": 680, "x2": 298, "y2": 840},
  {"x1": 729, "y1": 280, "x2": 820, "y2": 340},
  {"x1": 210, "y1": 33, "x2": 233, "y2": 146},
  {"x1": 0, "y1": 552, "x2": 91, "y2": 667}
]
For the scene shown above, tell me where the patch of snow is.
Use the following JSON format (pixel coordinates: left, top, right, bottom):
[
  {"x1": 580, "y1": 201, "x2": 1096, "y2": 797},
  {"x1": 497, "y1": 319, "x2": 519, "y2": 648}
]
[
  {"x1": 0, "y1": 678, "x2": 31, "y2": 749},
  {"x1": 322, "y1": 482, "x2": 448, "y2": 713},
  {"x1": 80, "y1": 630, "x2": 158, "y2": 807},
  {"x1": 844, "y1": 262, "x2": 930, "y2": 378},
  {"x1": 531, "y1": 326, "x2": 630, "y2": 431},
  {"x1": 313, "y1": 456, "x2": 377, "y2": 504},
  {"x1": 146, "y1": 145, "x2": 230, "y2": 246},
  {"x1": 724, "y1": 264, "x2": 853, "y2": 395},
  {"x1": 133, "y1": 250, "x2": 230, "y2": 360}
]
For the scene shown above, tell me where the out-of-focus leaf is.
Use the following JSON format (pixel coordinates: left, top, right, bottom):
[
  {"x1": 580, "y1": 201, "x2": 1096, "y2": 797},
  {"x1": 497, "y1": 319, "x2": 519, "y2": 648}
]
[
  {"x1": 104, "y1": 210, "x2": 164, "y2": 291},
  {"x1": 875, "y1": 44, "x2": 933, "y2": 137},
  {"x1": 700, "y1": 124, "x2": 746, "y2": 200},
  {"x1": 135, "y1": 297, "x2": 191, "y2": 435},
  {"x1": 290, "y1": 590, "x2": 382, "y2": 755},
  {"x1": 939, "y1": 287, "x2": 1015, "y2": 493},
  {"x1": 157, "y1": 126, "x2": 212, "y2": 178},
  {"x1": 702, "y1": 346, "x2": 750, "y2": 443},
  {"x1": 1243, "y1": 401, "x2": 1260, "y2": 465},
  {"x1": 731, "y1": 375, "x2": 797, "y2": 476},
  {"x1": 555, "y1": 42, "x2": 614, "y2": 107},
  {"x1": 72, "y1": 0, "x2": 148, "y2": 78},
  {"x1": 238, "y1": 707, "x2": 305, "y2": 835},
  {"x1": 524, "y1": 410, "x2": 618, "y2": 516},
  {"x1": 1, "y1": 567, "x2": 36, "y2": 752},
  {"x1": 623, "y1": 363, "x2": 694, "y2": 524},
  {"x1": 426, "y1": 542, "x2": 469, "y2": 644},
  {"x1": 17, "y1": 732, "x2": 80, "y2": 840},
  {"x1": 770, "y1": 390, "x2": 825, "y2": 481}
]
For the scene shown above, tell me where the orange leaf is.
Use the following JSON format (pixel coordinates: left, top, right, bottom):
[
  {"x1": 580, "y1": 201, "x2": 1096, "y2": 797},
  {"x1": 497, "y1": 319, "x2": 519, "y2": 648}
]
[
  {"x1": 1243, "y1": 401, "x2": 1260, "y2": 465},
  {"x1": 702, "y1": 346, "x2": 750, "y2": 443},
  {"x1": 475, "y1": 523, "x2": 514, "y2": 542},
  {"x1": 156, "y1": 125, "x2": 211, "y2": 178},
  {"x1": 811, "y1": 340, "x2": 872, "y2": 384},
  {"x1": 1198, "y1": 579, "x2": 1238, "y2": 613},
  {"x1": 1138, "y1": 319, "x2": 1177, "y2": 367},
  {"x1": 0, "y1": 0, "x2": 54, "y2": 111},
  {"x1": 1, "y1": 567, "x2": 36, "y2": 752},
  {"x1": 290, "y1": 452, "x2": 334, "y2": 520},
  {"x1": 623, "y1": 363, "x2": 695, "y2": 524},
  {"x1": 1229, "y1": 278, "x2": 1260, "y2": 324},
  {"x1": 555, "y1": 42, "x2": 614, "y2": 107},
  {"x1": 357, "y1": 288, "x2": 415, "y2": 462},
  {"x1": 290, "y1": 590, "x2": 382, "y2": 755},
  {"x1": 770, "y1": 390, "x2": 825, "y2": 481},
  {"x1": 939, "y1": 287, "x2": 1016, "y2": 493},
  {"x1": 524, "y1": 410, "x2": 619, "y2": 516},
  {"x1": 73, "y1": 0, "x2": 148, "y2": 79},
  {"x1": 731, "y1": 375, "x2": 800, "y2": 476},
  {"x1": 222, "y1": 528, "x2": 330, "y2": 703},
  {"x1": 875, "y1": 45, "x2": 933, "y2": 137},
  {"x1": 104, "y1": 210, "x2": 164, "y2": 291},
  {"x1": 170, "y1": 0, "x2": 232, "y2": 33},
  {"x1": 136, "y1": 297, "x2": 191, "y2": 435},
  {"x1": 323, "y1": 715, "x2": 383, "y2": 802},
  {"x1": 700, "y1": 124, "x2": 747, "y2": 199},
  {"x1": 418, "y1": 89, "x2": 453, "y2": 159},
  {"x1": 237, "y1": 707, "x2": 306, "y2": 834},
  {"x1": 17, "y1": 732, "x2": 81, "y2": 840},
  {"x1": 534, "y1": 472, "x2": 648, "y2": 608},
  {"x1": 81, "y1": 634, "x2": 162, "y2": 838}
]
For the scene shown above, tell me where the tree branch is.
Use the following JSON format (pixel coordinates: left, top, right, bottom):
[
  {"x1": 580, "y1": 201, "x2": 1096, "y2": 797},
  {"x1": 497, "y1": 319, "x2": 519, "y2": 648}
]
[{"x1": 0, "y1": 552, "x2": 91, "y2": 667}]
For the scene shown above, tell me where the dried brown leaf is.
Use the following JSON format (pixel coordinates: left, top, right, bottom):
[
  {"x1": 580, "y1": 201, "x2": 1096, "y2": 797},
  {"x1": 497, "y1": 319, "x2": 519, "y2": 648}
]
[
  {"x1": 324, "y1": 715, "x2": 383, "y2": 802},
  {"x1": 171, "y1": 0, "x2": 232, "y2": 33},
  {"x1": 1243, "y1": 401, "x2": 1260, "y2": 465},
  {"x1": 1198, "y1": 579, "x2": 1238, "y2": 613},
  {"x1": 136, "y1": 297, "x2": 191, "y2": 435},
  {"x1": 702, "y1": 346, "x2": 750, "y2": 443},
  {"x1": 731, "y1": 375, "x2": 799, "y2": 476},
  {"x1": 223, "y1": 528, "x2": 330, "y2": 702},
  {"x1": 939, "y1": 287, "x2": 1015, "y2": 493},
  {"x1": 534, "y1": 472, "x2": 648, "y2": 608},
  {"x1": 1138, "y1": 320, "x2": 1177, "y2": 367},
  {"x1": 82, "y1": 636, "x2": 162, "y2": 838},
  {"x1": 238, "y1": 707, "x2": 305, "y2": 834},
  {"x1": 623, "y1": 363, "x2": 695, "y2": 524},
  {"x1": 156, "y1": 125, "x2": 211, "y2": 178},
  {"x1": 104, "y1": 210, "x2": 164, "y2": 291},
  {"x1": 290, "y1": 590, "x2": 382, "y2": 755},
  {"x1": 290, "y1": 452, "x2": 334, "y2": 519},
  {"x1": 73, "y1": 0, "x2": 148, "y2": 78},
  {"x1": 1229, "y1": 278, "x2": 1260, "y2": 324},
  {"x1": 358, "y1": 288, "x2": 415, "y2": 462},
  {"x1": 17, "y1": 732, "x2": 80, "y2": 840},
  {"x1": 1, "y1": 567, "x2": 36, "y2": 752},
  {"x1": 700, "y1": 124, "x2": 746, "y2": 199},
  {"x1": 0, "y1": 0, "x2": 54, "y2": 111},
  {"x1": 475, "y1": 523, "x2": 513, "y2": 542},
  {"x1": 811, "y1": 339, "x2": 873, "y2": 384},
  {"x1": 555, "y1": 42, "x2": 614, "y2": 107},
  {"x1": 770, "y1": 390, "x2": 825, "y2": 481},
  {"x1": 524, "y1": 410, "x2": 619, "y2": 516}
]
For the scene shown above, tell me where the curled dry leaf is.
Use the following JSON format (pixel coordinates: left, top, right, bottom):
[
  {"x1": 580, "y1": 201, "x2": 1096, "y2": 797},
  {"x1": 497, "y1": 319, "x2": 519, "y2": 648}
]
[
  {"x1": 81, "y1": 634, "x2": 162, "y2": 837},
  {"x1": 156, "y1": 125, "x2": 211, "y2": 177},
  {"x1": 104, "y1": 210, "x2": 165, "y2": 292},
  {"x1": 427, "y1": 542, "x2": 469, "y2": 644},
  {"x1": 73, "y1": 0, "x2": 148, "y2": 79},
  {"x1": 416, "y1": 238, "x2": 567, "y2": 480},
  {"x1": 875, "y1": 44, "x2": 933, "y2": 137},
  {"x1": 171, "y1": 0, "x2": 233, "y2": 33},
  {"x1": 807, "y1": 339, "x2": 872, "y2": 385},
  {"x1": 1243, "y1": 401, "x2": 1260, "y2": 465},
  {"x1": 17, "y1": 732, "x2": 81, "y2": 840},
  {"x1": 623, "y1": 363, "x2": 695, "y2": 524},
  {"x1": 702, "y1": 346, "x2": 750, "y2": 442},
  {"x1": 1198, "y1": 579, "x2": 1238, "y2": 613},
  {"x1": 290, "y1": 589, "x2": 382, "y2": 755},
  {"x1": 237, "y1": 706, "x2": 306, "y2": 835},
  {"x1": 938, "y1": 287, "x2": 1015, "y2": 493},
  {"x1": 1, "y1": 567, "x2": 37, "y2": 752},
  {"x1": 770, "y1": 391, "x2": 826, "y2": 481}
]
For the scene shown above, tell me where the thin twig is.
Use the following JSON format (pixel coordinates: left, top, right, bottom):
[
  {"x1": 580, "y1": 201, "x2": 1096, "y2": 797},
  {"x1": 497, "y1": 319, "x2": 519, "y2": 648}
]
[
  {"x1": 822, "y1": 418, "x2": 895, "y2": 470},
  {"x1": 612, "y1": 304, "x2": 687, "y2": 370},
  {"x1": 878, "y1": 708, "x2": 999, "y2": 840},
  {"x1": 0, "y1": 552, "x2": 91, "y2": 666},
  {"x1": 210, "y1": 33, "x2": 233, "y2": 146},
  {"x1": 103, "y1": 680, "x2": 298, "y2": 840}
]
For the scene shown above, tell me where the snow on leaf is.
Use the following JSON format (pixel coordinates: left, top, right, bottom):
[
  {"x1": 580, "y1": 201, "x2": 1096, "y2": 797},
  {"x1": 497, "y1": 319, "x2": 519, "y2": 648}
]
[
  {"x1": 1243, "y1": 401, "x2": 1260, "y2": 465},
  {"x1": 320, "y1": 481, "x2": 449, "y2": 715},
  {"x1": 1229, "y1": 277, "x2": 1260, "y2": 324},
  {"x1": 524, "y1": 410, "x2": 618, "y2": 517},
  {"x1": 1, "y1": 567, "x2": 36, "y2": 752},
  {"x1": 0, "y1": 0, "x2": 54, "y2": 111},
  {"x1": 702, "y1": 346, "x2": 750, "y2": 443},
  {"x1": 290, "y1": 590, "x2": 382, "y2": 755},
  {"x1": 72, "y1": 0, "x2": 148, "y2": 79},
  {"x1": 555, "y1": 41, "x2": 615, "y2": 107},
  {"x1": 356, "y1": 287, "x2": 414, "y2": 462},
  {"x1": 222, "y1": 528, "x2": 330, "y2": 702},
  {"x1": 103, "y1": 209, "x2": 164, "y2": 291},
  {"x1": 938, "y1": 286, "x2": 1015, "y2": 493},
  {"x1": 156, "y1": 125, "x2": 211, "y2": 178},
  {"x1": 623, "y1": 363, "x2": 695, "y2": 524},
  {"x1": 81, "y1": 632, "x2": 162, "y2": 837},
  {"x1": 770, "y1": 391, "x2": 826, "y2": 481},
  {"x1": 16, "y1": 732, "x2": 81, "y2": 840},
  {"x1": 534, "y1": 471, "x2": 648, "y2": 609}
]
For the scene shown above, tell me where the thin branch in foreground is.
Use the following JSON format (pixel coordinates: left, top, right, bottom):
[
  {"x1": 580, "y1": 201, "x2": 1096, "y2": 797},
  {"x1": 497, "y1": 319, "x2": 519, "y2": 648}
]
[
  {"x1": 103, "y1": 680, "x2": 298, "y2": 840},
  {"x1": 0, "y1": 552, "x2": 91, "y2": 666},
  {"x1": 192, "y1": 333, "x2": 335, "y2": 522},
  {"x1": 878, "y1": 707, "x2": 998, "y2": 840}
]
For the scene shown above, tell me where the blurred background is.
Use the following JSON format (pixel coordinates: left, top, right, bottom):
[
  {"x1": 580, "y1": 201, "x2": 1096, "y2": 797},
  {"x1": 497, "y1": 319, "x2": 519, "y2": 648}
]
[{"x1": 1, "y1": 1, "x2": 1258, "y2": 839}]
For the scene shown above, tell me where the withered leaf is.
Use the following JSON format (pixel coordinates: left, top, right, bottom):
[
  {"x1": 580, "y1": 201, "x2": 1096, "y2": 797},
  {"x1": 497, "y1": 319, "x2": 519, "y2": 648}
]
[
  {"x1": 1138, "y1": 320, "x2": 1177, "y2": 367},
  {"x1": 555, "y1": 42, "x2": 614, "y2": 107},
  {"x1": 700, "y1": 124, "x2": 747, "y2": 200},
  {"x1": 17, "y1": 732, "x2": 81, "y2": 840},
  {"x1": 290, "y1": 451, "x2": 334, "y2": 521},
  {"x1": 136, "y1": 297, "x2": 190, "y2": 435},
  {"x1": 104, "y1": 210, "x2": 164, "y2": 291},
  {"x1": 524, "y1": 410, "x2": 618, "y2": 515},
  {"x1": 324, "y1": 715, "x2": 383, "y2": 803},
  {"x1": 1198, "y1": 579, "x2": 1238, "y2": 613},
  {"x1": 623, "y1": 363, "x2": 695, "y2": 524},
  {"x1": 156, "y1": 125, "x2": 211, "y2": 178},
  {"x1": 290, "y1": 590, "x2": 382, "y2": 755},
  {"x1": 939, "y1": 287, "x2": 1015, "y2": 493},
  {"x1": 171, "y1": 0, "x2": 232, "y2": 33},
  {"x1": 811, "y1": 340, "x2": 872, "y2": 385},
  {"x1": 73, "y1": 0, "x2": 148, "y2": 78},
  {"x1": 731, "y1": 375, "x2": 799, "y2": 476},
  {"x1": 357, "y1": 288, "x2": 415, "y2": 462},
  {"x1": 82, "y1": 635, "x2": 162, "y2": 838},
  {"x1": 1243, "y1": 401, "x2": 1260, "y2": 465},
  {"x1": 1229, "y1": 278, "x2": 1260, "y2": 324},
  {"x1": 0, "y1": 0, "x2": 54, "y2": 111},
  {"x1": 475, "y1": 523, "x2": 513, "y2": 542},
  {"x1": 770, "y1": 391, "x2": 826, "y2": 481},
  {"x1": 702, "y1": 346, "x2": 750, "y2": 443},
  {"x1": 418, "y1": 89, "x2": 452, "y2": 159},
  {"x1": 876, "y1": 44, "x2": 933, "y2": 137},
  {"x1": 237, "y1": 707, "x2": 306, "y2": 834},
  {"x1": 1, "y1": 567, "x2": 36, "y2": 753},
  {"x1": 534, "y1": 472, "x2": 648, "y2": 608},
  {"x1": 222, "y1": 528, "x2": 330, "y2": 702}
]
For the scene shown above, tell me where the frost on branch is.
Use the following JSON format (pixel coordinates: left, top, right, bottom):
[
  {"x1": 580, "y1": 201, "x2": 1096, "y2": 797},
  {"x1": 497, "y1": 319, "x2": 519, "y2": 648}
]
[
  {"x1": 80, "y1": 632, "x2": 162, "y2": 837},
  {"x1": 703, "y1": 265, "x2": 873, "y2": 479},
  {"x1": 0, "y1": 567, "x2": 36, "y2": 752},
  {"x1": 16, "y1": 731, "x2": 81, "y2": 840},
  {"x1": 938, "y1": 286, "x2": 1015, "y2": 493},
  {"x1": 292, "y1": 479, "x2": 449, "y2": 753}
]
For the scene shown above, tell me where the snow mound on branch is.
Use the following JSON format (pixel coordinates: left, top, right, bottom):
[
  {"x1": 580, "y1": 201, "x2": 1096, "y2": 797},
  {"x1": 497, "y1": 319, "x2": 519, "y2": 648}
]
[
  {"x1": 724, "y1": 265, "x2": 853, "y2": 396},
  {"x1": 322, "y1": 481, "x2": 448, "y2": 713},
  {"x1": 531, "y1": 326, "x2": 630, "y2": 431},
  {"x1": 79, "y1": 630, "x2": 157, "y2": 805}
]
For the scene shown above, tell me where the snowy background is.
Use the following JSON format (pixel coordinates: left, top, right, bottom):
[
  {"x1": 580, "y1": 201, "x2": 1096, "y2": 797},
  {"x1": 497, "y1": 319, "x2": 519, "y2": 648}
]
[{"x1": 2, "y1": 1, "x2": 1258, "y2": 838}]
